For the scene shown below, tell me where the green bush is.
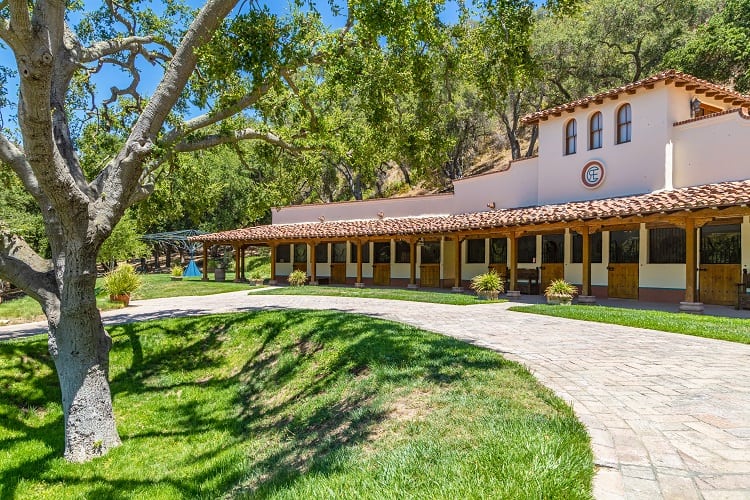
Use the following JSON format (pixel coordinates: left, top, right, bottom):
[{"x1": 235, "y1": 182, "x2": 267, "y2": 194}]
[
  {"x1": 104, "y1": 263, "x2": 142, "y2": 296},
  {"x1": 544, "y1": 279, "x2": 578, "y2": 298},
  {"x1": 287, "y1": 269, "x2": 307, "y2": 287},
  {"x1": 171, "y1": 265, "x2": 183, "y2": 277},
  {"x1": 470, "y1": 270, "x2": 504, "y2": 293}
]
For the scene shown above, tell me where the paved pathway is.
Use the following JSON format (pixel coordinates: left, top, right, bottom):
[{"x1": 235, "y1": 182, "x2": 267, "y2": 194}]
[{"x1": 2, "y1": 290, "x2": 750, "y2": 499}]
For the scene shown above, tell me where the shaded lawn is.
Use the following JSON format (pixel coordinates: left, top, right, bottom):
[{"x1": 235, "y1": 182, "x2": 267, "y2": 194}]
[
  {"x1": 510, "y1": 304, "x2": 750, "y2": 344},
  {"x1": 255, "y1": 285, "x2": 505, "y2": 306},
  {"x1": 0, "y1": 310, "x2": 593, "y2": 499}
]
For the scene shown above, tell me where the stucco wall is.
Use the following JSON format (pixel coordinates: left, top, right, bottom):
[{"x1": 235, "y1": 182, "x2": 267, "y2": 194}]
[{"x1": 452, "y1": 157, "x2": 539, "y2": 213}]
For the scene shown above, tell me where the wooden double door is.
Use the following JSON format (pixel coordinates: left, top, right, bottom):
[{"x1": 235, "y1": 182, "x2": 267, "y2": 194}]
[
  {"x1": 373, "y1": 264, "x2": 391, "y2": 286},
  {"x1": 607, "y1": 263, "x2": 639, "y2": 299},
  {"x1": 699, "y1": 224, "x2": 741, "y2": 305},
  {"x1": 419, "y1": 264, "x2": 440, "y2": 288},
  {"x1": 330, "y1": 263, "x2": 347, "y2": 284},
  {"x1": 541, "y1": 234, "x2": 565, "y2": 294}
]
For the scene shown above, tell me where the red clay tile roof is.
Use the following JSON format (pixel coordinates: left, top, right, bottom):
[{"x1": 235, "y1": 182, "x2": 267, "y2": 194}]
[
  {"x1": 521, "y1": 70, "x2": 750, "y2": 125},
  {"x1": 191, "y1": 180, "x2": 750, "y2": 244}
]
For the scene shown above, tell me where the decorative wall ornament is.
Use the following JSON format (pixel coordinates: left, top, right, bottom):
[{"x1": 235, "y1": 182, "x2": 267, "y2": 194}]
[{"x1": 581, "y1": 160, "x2": 605, "y2": 189}]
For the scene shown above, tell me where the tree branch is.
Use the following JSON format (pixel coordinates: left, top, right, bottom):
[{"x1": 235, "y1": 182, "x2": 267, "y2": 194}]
[
  {"x1": 0, "y1": 133, "x2": 41, "y2": 198},
  {"x1": 174, "y1": 127, "x2": 302, "y2": 154},
  {"x1": 8, "y1": 0, "x2": 31, "y2": 40},
  {"x1": 79, "y1": 35, "x2": 154, "y2": 62},
  {"x1": 0, "y1": 227, "x2": 58, "y2": 307}
]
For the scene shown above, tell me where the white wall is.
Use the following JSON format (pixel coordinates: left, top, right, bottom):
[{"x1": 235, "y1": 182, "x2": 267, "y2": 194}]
[
  {"x1": 452, "y1": 157, "x2": 539, "y2": 213},
  {"x1": 672, "y1": 111, "x2": 750, "y2": 188},
  {"x1": 536, "y1": 86, "x2": 671, "y2": 205}
]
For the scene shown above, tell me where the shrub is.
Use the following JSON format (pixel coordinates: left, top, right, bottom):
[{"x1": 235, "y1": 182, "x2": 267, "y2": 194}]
[
  {"x1": 470, "y1": 270, "x2": 504, "y2": 293},
  {"x1": 104, "y1": 263, "x2": 142, "y2": 296},
  {"x1": 544, "y1": 279, "x2": 578, "y2": 298},
  {"x1": 288, "y1": 269, "x2": 307, "y2": 287},
  {"x1": 171, "y1": 265, "x2": 183, "y2": 277}
]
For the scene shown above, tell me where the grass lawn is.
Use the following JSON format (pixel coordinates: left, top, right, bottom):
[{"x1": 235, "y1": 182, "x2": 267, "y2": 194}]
[
  {"x1": 0, "y1": 273, "x2": 251, "y2": 325},
  {"x1": 0, "y1": 310, "x2": 593, "y2": 499},
  {"x1": 254, "y1": 285, "x2": 505, "y2": 306},
  {"x1": 510, "y1": 304, "x2": 750, "y2": 344}
]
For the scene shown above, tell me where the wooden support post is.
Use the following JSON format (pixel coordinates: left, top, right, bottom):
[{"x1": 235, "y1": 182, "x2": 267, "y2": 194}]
[
  {"x1": 240, "y1": 245, "x2": 246, "y2": 281},
  {"x1": 685, "y1": 218, "x2": 698, "y2": 303},
  {"x1": 409, "y1": 239, "x2": 417, "y2": 288},
  {"x1": 453, "y1": 236, "x2": 463, "y2": 291},
  {"x1": 202, "y1": 244, "x2": 209, "y2": 281},
  {"x1": 233, "y1": 244, "x2": 241, "y2": 282},
  {"x1": 582, "y1": 229, "x2": 591, "y2": 296},
  {"x1": 270, "y1": 244, "x2": 277, "y2": 284},
  {"x1": 309, "y1": 242, "x2": 317, "y2": 285},
  {"x1": 356, "y1": 240, "x2": 364, "y2": 287},
  {"x1": 508, "y1": 233, "x2": 519, "y2": 296}
]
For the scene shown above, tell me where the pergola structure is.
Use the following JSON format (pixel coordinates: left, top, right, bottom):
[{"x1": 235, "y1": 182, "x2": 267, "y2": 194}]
[
  {"x1": 190, "y1": 179, "x2": 750, "y2": 306},
  {"x1": 141, "y1": 229, "x2": 206, "y2": 273}
]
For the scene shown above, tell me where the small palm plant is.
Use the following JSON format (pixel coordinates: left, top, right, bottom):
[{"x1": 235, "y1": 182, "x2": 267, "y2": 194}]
[
  {"x1": 470, "y1": 270, "x2": 504, "y2": 300},
  {"x1": 287, "y1": 269, "x2": 307, "y2": 287},
  {"x1": 170, "y1": 264, "x2": 183, "y2": 280},
  {"x1": 544, "y1": 279, "x2": 578, "y2": 305},
  {"x1": 104, "y1": 263, "x2": 142, "y2": 306}
]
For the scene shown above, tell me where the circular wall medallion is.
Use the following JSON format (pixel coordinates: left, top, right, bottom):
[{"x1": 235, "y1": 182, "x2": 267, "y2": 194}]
[{"x1": 581, "y1": 161, "x2": 605, "y2": 189}]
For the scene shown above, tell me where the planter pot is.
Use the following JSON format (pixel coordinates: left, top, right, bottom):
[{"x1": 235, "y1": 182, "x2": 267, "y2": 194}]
[
  {"x1": 214, "y1": 268, "x2": 226, "y2": 282},
  {"x1": 109, "y1": 293, "x2": 131, "y2": 306},
  {"x1": 171, "y1": 276, "x2": 183, "y2": 281},
  {"x1": 253, "y1": 280, "x2": 264, "y2": 286},
  {"x1": 546, "y1": 294, "x2": 572, "y2": 305},
  {"x1": 476, "y1": 290, "x2": 500, "y2": 301}
]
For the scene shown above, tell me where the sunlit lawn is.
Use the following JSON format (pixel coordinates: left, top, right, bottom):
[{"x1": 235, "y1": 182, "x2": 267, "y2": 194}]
[
  {"x1": 255, "y1": 285, "x2": 505, "y2": 306},
  {"x1": 0, "y1": 310, "x2": 593, "y2": 499},
  {"x1": 510, "y1": 304, "x2": 750, "y2": 344}
]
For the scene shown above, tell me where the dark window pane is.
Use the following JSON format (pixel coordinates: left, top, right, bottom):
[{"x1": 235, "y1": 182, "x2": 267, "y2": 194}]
[
  {"x1": 572, "y1": 232, "x2": 603, "y2": 263},
  {"x1": 374, "y1": 242, "x2": 391, "y2": 264},
  {"x1": 293, "y1": 244, "x2": 307, "y2": 263},
  {"x1": 565, "y1": 119, "x2": 577, "y2": 155},
  {"x1": 542, "y1": 234, "x2": 564, "y2": 263},
  {"x1": 609, "y1": 230, "x2": 639, "y2": 263},
  {"x1": 276, "y1": 244, "x2": 290, "y2": 263},
  {"x1": 315, "y1": 243, "x2": 328, "y2": 263},
  {"x1": 332, "y1": 243, "x2": 347, "y2": 263},
  {"x1": 421, "y1": 242, "x2": 441, "y2": 264},
  {"x1": 589, "y1": 112, "x2": 602, "y2": 150},
  {"x1": 467, "y1": 239, "x2": 485, "y2": 264},
  {"x1": 701, "y1": 225, "x2": 741, "y2": 264},
  {"x1": 518, "y1": 235, "x2": 536, "y2": 263},
  {"x1": 490, "y1": 238, "x2": 507, "y2": 264},
  {"x1": 617, "y1": 104, "x2": 631, "y2": 144},
  {"x1": 395, "y1": 241, "x2": 410, "y2": 263},
  {"x1": 649, "y1": 228, "x2": 685, "y2": 263},
  {"x1": 349, "y1": 242, "x2": 370, "y2": 263}
]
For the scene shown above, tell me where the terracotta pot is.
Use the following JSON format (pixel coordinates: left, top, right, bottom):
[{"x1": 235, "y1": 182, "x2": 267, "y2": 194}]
[
  {"x1": 170, "y1": 276, "x2": 183, "y2": 281},
  {"x1": 110, "y1": 293, "x2": 131, "y2": 306},
  {"x1": 546, "y1": 293, "x2": 572, "y2": 305},
  {"x1": 476, "y1": 290, "x2": 500, "y2": 300}
]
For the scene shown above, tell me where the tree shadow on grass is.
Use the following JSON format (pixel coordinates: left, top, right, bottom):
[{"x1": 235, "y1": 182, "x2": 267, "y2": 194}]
[{"x1": 0, "y1": 309, "x2": 510, "y2": 498}]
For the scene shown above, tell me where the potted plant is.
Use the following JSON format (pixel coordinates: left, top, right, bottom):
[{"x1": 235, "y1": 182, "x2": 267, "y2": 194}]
[
  {"x1": 104, "y1": 263, "x2": 142, "y2": 306},
  {"x1": 170, "y1": 264, "x2": 183, "y2": 281},
  {"x1": 214, "y1": 258, "x2": 227, "y2": 282},
  {"x1": 250, "y1": 271, "x2": 264, "y2": 286},
  {"x1": 470, "y1": 270, "x2": 504, "y2": 300},
  {"x1": 544, "y1": 279, "x2": 578, "y2": 305},
  {"x1": 287, "y1": 269, "x2": 307, "y2": 287}
]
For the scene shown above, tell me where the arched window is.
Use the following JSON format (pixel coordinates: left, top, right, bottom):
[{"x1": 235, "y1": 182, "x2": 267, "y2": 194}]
[
  {"x1": 589, "y1": 112, "x2": 602, "y2": 150},
  {"x1": 616, "y1": 104, "x2": 632, "y2": 144},
  {"x1": 564, "y1": 119, "x2": 577, "y2": 155}
]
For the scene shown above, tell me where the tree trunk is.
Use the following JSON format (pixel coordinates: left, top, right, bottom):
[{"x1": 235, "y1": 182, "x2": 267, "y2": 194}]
[{"x1": 47, "y1": 255, "x2": 121, "y2": 462}]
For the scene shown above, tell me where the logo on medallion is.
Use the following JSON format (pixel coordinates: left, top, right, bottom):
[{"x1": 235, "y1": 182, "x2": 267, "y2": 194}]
[{"x1": 581, "y1": 161, "x2": 605, "y2": 189}]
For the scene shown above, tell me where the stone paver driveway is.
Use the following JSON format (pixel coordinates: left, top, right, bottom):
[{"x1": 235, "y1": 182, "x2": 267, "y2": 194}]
[{"x1": 2, "y1": 290, "x2": 750, "y2": 499}]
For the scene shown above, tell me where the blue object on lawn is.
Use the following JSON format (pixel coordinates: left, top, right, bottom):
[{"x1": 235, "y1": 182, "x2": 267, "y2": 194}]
[{"x1": 183, "y1": 260, "x2": 202, "y2": 278}]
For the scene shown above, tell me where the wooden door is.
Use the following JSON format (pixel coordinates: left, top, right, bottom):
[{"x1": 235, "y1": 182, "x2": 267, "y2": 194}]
[
  {"x1": 488, "y1": 264, "x2": 508, "y2": 279},
  {"x1": 700, "y1": 264, "x2": 740, "y2": 305},
  {"x1": 373, "y1": 264, "x2": 391, "y2": 286},
  {"x1": 540, "y1": 263, "x2": 564, "y2": 292},
  {"x1": 293, "y1": 263, "x2": 307, "y2": 273},
  {"x1": 330, "y1": 263, "x2": 347, "y2": 284},
  {"x1": 607, "y1": 263, "x2": 639, "y2": 299},
  {"x1": 419, "y1": 264, "x2": 440, "y2": 288}
]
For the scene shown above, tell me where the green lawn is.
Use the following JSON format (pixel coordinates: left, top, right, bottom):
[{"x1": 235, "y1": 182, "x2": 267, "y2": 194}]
[
  {"x1": 0, "y1": 273, "x2": 251, "y2": 325},
  {"x1": 0, "y1": 310, "x2": 593, "y2": 499},
  {"x1": 510, "y1": 304, "x2": 750, "y2": 344},
  {"x1": 254, "y1": 285, "x2": 505, "y2": 305}
]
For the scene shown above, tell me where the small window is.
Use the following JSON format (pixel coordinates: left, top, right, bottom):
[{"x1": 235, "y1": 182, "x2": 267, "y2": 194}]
[
  {"x1": 293, "y1": 244, "x2": 307, "y2": 263},
  {"x1": 542, "y1": 234, "x2": 564, "y2": 264},
  {"x1": 276, "y1": 244, "x2": 290, "y2": 263},
  {"x1": 466, "y1": 239, "x2": 486, "y2": 264},
  {"x1": 589, "y1": 112, "x2": 602, "y2": 150},
  {"x1": 564, "y1": 119, "x2": 577, "y2": 155},
  {"x1": 421, "y1": 242, "x2": 440, "y2": 264},
  {"x1": 349, "y1": 242, "x2": 370, "y2": 263},
  {"x1": 332, "y1": 242, "x2": 347, "y2": 263},
  {"x1": 373, "y1": 242, "x2": 391, "y2": 264},
  {"x1": 490, "y1": 238, "x2": 507, "y2": 264},
  {"x1": 315, "y1": 243, "x2": 328, "y2": 263},
  {"x1": 649, "y1": 228, "x2": 685, "y2": 264},
  {"x1": 701, "y1": 225, "x2": 741, "y2": 264},
  {"x1": 571, "y1": 232, "x2": 603, "y2": 263},
  {"x1": 609, "y1": 230, "x2": 639, "y2": 263},
  {"x1": 616, "y1": 104, "x2": 631, "y2": 144},
  {"x1": 395, "y1": 241, "x2": 410, "y2": 263},
  {"x1": 518, "y1": 235, "x2": 537, "y2": 263}
]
